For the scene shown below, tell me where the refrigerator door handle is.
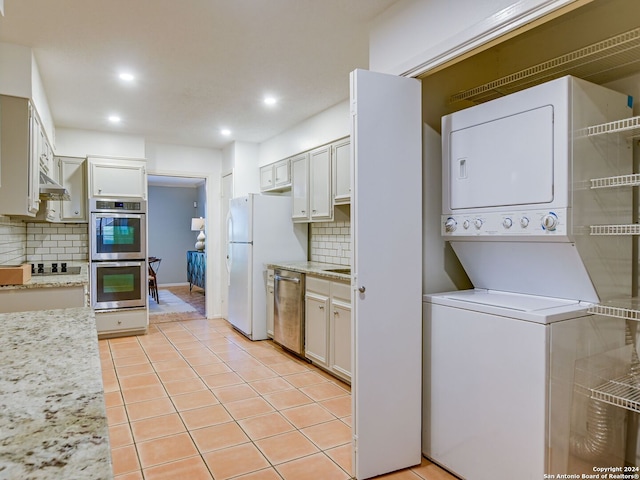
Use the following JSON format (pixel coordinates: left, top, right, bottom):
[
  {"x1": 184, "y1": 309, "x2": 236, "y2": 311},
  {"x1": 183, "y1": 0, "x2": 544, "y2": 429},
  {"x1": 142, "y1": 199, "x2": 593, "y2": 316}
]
[{"x1": 225, "y1": 210, "x2": 232, "y2": 285}]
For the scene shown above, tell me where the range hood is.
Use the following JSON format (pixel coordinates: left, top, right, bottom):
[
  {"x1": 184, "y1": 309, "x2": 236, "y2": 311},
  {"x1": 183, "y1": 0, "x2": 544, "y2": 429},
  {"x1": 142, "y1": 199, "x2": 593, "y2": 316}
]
[{"x1": 39, "y1": 171, "x2": 70, "y2": 201}]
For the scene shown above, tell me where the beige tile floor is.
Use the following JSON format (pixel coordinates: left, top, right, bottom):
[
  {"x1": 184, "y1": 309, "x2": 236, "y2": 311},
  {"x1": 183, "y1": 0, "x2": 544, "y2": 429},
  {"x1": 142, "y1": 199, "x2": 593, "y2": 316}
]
[{"x1": 99, "y1": 286, "x2": 457, "y2": 480}]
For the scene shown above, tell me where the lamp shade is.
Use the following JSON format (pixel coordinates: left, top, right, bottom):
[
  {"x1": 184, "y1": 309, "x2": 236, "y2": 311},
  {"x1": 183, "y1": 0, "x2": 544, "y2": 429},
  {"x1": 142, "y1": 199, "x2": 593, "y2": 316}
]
[{"x1": 191, "y1": 217, "x2": 205, "y2": 231}]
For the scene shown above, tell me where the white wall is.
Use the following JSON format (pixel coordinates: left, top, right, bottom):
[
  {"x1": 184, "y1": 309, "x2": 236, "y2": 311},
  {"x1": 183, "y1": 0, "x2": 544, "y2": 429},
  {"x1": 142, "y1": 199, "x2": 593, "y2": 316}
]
[
  {"x1": 369, "y1": 0, "x2": 580, "y2": 76},
  {"x1": 230, "y1": 141, "x2": 260, "y2": 197},
  {"x1": 0, "y1": 43, "x2": 31, "y2": 99},
  {"x1": 258, "y1": 100, "x2": 350, "y2": 166},
  {"x1": 56, "y1": 128, "x2": 146, "y2": 158}
]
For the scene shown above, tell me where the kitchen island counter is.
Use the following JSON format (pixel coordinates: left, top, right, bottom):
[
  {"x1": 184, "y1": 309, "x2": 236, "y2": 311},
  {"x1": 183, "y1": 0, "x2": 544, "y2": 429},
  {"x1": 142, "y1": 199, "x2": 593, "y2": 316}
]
[{"x1": 0, "y1": 307, "x2": 112, "y2": 479}]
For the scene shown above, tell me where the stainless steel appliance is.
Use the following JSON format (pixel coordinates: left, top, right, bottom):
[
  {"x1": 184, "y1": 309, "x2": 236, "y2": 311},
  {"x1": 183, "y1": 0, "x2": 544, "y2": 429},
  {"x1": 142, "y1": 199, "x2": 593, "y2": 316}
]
[
  {"x1": 91, "y1": 261, "x2": 147, "y2": 310},
  {"x1": 273, "y1": 269, "x2": 305, "y2": 356},
  {"x1": 90, "y1": 198, "x2": 146, "y2": 261},
  {"x1": 90, "y1": 198, "x2": 147, "y2": 311}
]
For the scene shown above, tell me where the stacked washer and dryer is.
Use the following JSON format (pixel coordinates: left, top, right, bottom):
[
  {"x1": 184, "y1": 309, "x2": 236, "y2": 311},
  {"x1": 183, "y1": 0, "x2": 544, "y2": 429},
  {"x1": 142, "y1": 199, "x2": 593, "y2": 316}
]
[{"x1": 423, "y1": 76, "x2": 635, "y2": 478}]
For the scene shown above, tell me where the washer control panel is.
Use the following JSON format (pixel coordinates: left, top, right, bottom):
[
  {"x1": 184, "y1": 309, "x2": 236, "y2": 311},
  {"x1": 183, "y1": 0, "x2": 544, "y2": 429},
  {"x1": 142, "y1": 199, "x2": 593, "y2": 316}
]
[{"x1": 442, "y1": 208, "x2": 568, "y2": 237}]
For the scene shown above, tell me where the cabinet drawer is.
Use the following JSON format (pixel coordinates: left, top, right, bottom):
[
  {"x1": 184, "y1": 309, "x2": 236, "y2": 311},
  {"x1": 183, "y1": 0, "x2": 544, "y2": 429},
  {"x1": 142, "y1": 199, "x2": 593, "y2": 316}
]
[
  {"x1": 95, "y1": 309, "x2": 147, "y2": 337},
  {"x1": 306, "y1": 275, "x2": 330, "y2": 295},
  {"x1": 331, "y1": 281, "x2": 351, "y2": 304}
]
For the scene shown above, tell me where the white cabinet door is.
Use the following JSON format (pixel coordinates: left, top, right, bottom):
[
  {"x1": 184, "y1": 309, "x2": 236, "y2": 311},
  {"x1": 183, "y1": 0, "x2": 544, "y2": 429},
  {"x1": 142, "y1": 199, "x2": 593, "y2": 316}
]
[
  {"x1": 309, "y1": 145, "x2": 332, "y2": 221},
  {"x1": 305, "y1": 292, "x2": 330, "y2": 367},
  {"x1": 88, "y1": 157, "x2": 147, "y2": 199},
  {"x1": 351, "y1": 69, "x2": 422, "y2": 479},
  {"x1": 273, "y1": 158, "x2": 291, "y2": 187},
  {"x1": 60, "y1": 157, "x2": 87, "y2": 222},
  {"x1": 260, "y1": 164, "x2": 274, "y2": 191},
  {"x1": 330, "y1": 280, "x2": 351, "y2": 383},
  {"x1": 332, "y1": 138, "x2": 351, "y2": 205},
  {"x1": 291, "y1": 153, "x2": 310, "y2": 222}
]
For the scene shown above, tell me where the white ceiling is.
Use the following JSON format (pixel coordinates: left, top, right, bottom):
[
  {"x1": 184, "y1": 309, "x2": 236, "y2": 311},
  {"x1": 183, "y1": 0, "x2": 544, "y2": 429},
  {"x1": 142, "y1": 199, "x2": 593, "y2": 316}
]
[{"x1": 0, "y1": 0, "x2": 398, "y2": 150}]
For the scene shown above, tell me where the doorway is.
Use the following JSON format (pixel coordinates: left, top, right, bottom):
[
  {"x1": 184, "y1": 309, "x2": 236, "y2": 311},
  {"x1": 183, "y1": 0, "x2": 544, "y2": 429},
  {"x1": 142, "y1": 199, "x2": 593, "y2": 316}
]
[{"x1": 147, "y1": 174, "x2": 208, "y2": 318}]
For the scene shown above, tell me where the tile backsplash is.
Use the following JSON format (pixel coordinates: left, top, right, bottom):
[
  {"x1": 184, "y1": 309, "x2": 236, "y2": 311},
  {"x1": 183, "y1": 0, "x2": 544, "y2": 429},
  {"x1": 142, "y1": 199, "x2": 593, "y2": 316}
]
[
  {"x1": 0, "y1": 215, "x2": 27, "y2": 265},
  {"x1": 310, "y1": 220, "x2": 351, "y2": 266},
  {"x1": 26, "y1": 223, "x2": 89, "y2": 262}
]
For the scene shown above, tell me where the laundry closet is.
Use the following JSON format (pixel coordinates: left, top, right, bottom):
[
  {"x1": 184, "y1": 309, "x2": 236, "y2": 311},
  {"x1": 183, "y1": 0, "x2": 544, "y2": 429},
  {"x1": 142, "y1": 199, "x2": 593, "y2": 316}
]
[{"x1": 415, "y1": 0, "x2": 640, "y2": 476}]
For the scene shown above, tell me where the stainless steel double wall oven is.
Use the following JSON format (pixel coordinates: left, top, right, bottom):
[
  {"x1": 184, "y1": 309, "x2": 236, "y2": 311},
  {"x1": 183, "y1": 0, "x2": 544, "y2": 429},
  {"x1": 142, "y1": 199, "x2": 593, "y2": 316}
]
[{"x1": 90, "y1": 198, "x2": 147, "y2": 310}]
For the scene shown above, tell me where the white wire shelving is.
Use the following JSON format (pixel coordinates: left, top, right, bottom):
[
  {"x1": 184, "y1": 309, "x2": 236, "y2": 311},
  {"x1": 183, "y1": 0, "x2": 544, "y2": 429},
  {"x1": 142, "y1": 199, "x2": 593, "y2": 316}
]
[
  {"x1": 449, "y1": 27, "x2": 640, "y2": 104},
  {"x1": 591, "y1": 374, "x2": 640, "y2": 413}
]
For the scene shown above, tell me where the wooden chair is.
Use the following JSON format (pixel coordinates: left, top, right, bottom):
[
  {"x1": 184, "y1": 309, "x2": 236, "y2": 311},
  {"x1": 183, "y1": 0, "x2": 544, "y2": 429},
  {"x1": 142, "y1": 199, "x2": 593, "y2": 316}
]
[{"x1": 148, "y1": 257, "x2": 161, "y2": 303}]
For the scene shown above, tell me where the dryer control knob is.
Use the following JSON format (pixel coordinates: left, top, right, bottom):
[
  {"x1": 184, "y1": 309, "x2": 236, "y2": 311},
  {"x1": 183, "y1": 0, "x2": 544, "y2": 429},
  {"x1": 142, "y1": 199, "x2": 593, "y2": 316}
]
[
  {"x1": 474, "y1": 218, "x2": 483, "y2": 229},
  {"x1": 444, "y1": 217, "x2": 457, "y2": 232},
  {"x1": 541, "y1": 213, "x2": 558, "y2": 231},
  {"x1": 463, "y1": 220, "x2": 470, "y2": 229},
  {"x1": 520, "y1": 217, "x2": 530, "y2": 228},
  {"x1": 502, "y1": 218, "x2": 513, "y2": 229}
]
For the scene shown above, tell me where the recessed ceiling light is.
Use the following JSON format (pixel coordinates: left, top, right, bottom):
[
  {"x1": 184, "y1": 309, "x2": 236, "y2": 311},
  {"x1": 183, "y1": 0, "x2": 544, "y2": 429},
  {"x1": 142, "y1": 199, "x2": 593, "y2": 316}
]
[
  {"x1": 264, "y1": 96, "x2": 277, "y2": 106},
  {"x1": 119, "y1": 72, "x2": 135, "y2": 81},
  {"x1": 221, "y1": 128, "x2": 231, "y2": 136},
  {"x1": 108, "y1": 115, "x2": 121, "y2": 123}
]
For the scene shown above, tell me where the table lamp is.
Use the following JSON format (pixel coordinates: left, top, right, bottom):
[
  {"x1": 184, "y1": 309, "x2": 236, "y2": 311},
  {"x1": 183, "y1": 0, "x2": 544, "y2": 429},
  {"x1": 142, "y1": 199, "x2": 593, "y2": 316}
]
[{"x1": 191, "y1": 217, "x2": 206, "y2": 251}]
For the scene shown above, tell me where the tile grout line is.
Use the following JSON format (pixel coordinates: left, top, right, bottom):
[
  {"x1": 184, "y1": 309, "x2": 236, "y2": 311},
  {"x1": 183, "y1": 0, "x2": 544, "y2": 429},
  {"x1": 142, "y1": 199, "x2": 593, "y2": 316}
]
[{"x1": 108, "y1": 317, "x2": 352, "y2": 478}]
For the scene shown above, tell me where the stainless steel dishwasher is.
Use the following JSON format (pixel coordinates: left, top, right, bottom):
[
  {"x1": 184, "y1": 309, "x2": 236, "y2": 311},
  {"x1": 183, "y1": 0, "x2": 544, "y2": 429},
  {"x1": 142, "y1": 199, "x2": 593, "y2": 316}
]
[{"x1": 273, "y1": 269, "x2": 305, "y2": 356}]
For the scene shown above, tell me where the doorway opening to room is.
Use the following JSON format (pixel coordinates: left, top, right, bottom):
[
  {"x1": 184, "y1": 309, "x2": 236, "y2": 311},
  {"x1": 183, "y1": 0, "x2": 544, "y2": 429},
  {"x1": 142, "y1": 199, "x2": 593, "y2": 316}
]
[{"x1": 147, "y1": 174, "x2": 208, "y2": 321}]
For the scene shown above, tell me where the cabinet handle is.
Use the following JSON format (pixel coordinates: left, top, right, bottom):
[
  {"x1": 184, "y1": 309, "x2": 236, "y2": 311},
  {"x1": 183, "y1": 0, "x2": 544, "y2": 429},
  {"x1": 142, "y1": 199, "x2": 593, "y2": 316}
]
[
  {"x1": 358, "y1": 286, "x2": 366, "y2": 293},
  {"x1": 301, "y1": 210, "x2": 305, "y2": 214},
  {"x1": 333, "y1": 310, "x2": 338, "y2": 315},
  {"x1": 319, "y1": 305, "x2": 324, "y2": 310},
  {"x1": 74, "y1": 211, "x2": 79, "y2": 215}
]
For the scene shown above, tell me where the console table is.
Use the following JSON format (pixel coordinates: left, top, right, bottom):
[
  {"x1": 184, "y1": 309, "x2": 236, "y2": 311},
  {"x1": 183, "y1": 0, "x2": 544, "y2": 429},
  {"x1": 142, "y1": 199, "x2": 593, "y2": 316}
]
[{"x1": 187, "y1": 251, "x2": 205, "y2": 292}]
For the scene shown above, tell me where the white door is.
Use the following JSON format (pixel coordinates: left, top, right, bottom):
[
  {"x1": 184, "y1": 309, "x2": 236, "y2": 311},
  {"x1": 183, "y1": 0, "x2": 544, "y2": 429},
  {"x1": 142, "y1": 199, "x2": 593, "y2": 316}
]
[
  {"x1": 221, "y1": 172, "x2": 233, "y2": 319},
  {"x1": 351, "y1": 69, "x2": 423, "y2": 479}
]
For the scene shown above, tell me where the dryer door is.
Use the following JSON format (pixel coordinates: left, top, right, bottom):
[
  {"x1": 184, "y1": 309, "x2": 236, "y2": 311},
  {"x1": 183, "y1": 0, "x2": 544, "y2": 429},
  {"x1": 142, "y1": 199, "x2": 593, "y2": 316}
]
[{"x1": 449, "y1": 105, "x2": 554, "y2": 210}]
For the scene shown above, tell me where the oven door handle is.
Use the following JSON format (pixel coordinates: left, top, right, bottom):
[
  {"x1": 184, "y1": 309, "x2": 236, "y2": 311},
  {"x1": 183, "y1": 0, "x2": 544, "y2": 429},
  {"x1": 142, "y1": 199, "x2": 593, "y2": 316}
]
[{"x1": 93, "y1": 260, "x2": 145, "y2": 267}]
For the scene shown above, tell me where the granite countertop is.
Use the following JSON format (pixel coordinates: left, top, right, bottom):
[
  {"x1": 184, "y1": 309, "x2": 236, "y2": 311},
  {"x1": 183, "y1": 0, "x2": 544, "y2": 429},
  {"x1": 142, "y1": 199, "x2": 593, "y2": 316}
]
[
  {"x1": 265, "y1": 261, "x2": 351, "y2": 281},
  {"x1": 0, "y1": 307, "x2": 112, "y2": 479},
  {"x1": 0, "y1": 263, "x2": 88, "y2": 291}
]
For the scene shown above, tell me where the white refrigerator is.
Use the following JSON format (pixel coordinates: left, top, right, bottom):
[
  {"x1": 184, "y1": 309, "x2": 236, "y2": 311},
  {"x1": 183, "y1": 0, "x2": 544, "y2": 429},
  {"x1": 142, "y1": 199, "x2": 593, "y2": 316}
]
[{"x1": 227, "y1": 194, "x2": 308, "y2": 340}]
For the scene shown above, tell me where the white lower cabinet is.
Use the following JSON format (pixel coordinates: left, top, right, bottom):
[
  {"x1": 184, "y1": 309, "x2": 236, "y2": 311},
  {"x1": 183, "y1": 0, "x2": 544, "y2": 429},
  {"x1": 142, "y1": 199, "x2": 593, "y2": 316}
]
[
  {"x1": 266, "y1": 269, "x2": 275, "y2": 338},
  {"x1": 305, "y1": 275, "x2": 351, "y2": 383}
]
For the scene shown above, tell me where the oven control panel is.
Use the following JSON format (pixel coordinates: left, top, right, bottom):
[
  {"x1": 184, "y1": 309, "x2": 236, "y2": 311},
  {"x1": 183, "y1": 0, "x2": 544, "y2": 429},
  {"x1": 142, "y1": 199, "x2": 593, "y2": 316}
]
[
  {"x1": 90, "y1": 198, "x2": 147, "y2": 213},
  {"x1": 442, "y1": 208, "x2": 569, "y2": 237}
]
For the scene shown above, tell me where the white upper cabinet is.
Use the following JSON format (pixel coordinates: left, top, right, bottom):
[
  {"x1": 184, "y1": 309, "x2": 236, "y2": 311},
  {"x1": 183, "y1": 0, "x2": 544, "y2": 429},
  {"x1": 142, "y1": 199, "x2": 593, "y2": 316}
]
[
  {"x1": 332, "y1": 137, "x2": 351, "y2": 205},
  {"x1": 0, "y1": 95, "x2": 41, "y2": 217},
  {"x1": 291, "y1": 153, "x2": 310, "y2": 222},
  {"x1": 88, "y1": 156, "x2": 147, "y2": 199},
  {"x1": 260, "y1": 164, "x2": 274, "y2": 190},
  {"x1": 309, "y1": 145, "x2": 333, "y2": 222},
  {"x1": 260, "y1": 158, "x2": 291, "y2": 192}
]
